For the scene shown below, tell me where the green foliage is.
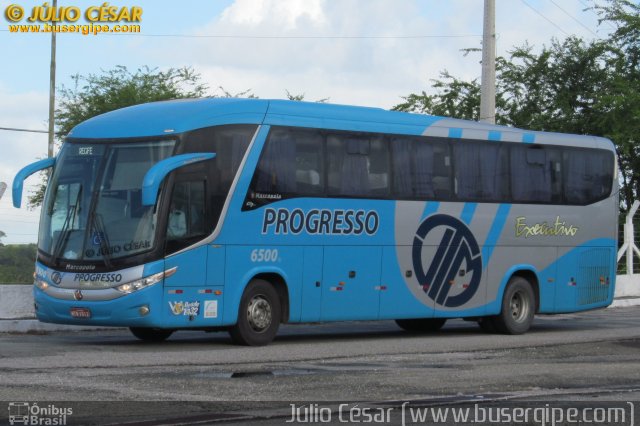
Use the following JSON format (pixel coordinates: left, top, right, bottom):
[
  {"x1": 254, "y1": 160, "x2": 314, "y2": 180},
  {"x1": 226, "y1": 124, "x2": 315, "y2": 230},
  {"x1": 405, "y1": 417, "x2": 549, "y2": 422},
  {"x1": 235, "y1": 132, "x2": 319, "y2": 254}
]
[
  {"x1": 57, "y1": 66, "x2": 208, "y2": 139},
  {"x1": 285, "y1": 90, "x2": 330, "y2": 103},
  {"x1": 286, "y1": 90, "x2": 306, "y2": 101},
  {"x1": 0, "y1": 244, "x2": 37, "y2": 284},
  {"x1": 216, "y1": 86, "x2": 257, "y2": 98},
  {"x1": 394, "y1": 0, "x2": 640, "y2": 210},
  {"x1": 29, "y1": 66, "x2": 208, "y2": 207},
  {"x1": 394, "y1": 71, "x2": 482, "y2": 121}
]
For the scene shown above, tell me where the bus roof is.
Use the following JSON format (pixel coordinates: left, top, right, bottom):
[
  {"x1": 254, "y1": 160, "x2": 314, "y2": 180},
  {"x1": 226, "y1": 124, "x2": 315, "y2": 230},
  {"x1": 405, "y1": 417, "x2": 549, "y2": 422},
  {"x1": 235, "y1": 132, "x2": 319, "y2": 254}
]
[{"x1": 68, "y1": 98, "x2": 614, "y2": 151}]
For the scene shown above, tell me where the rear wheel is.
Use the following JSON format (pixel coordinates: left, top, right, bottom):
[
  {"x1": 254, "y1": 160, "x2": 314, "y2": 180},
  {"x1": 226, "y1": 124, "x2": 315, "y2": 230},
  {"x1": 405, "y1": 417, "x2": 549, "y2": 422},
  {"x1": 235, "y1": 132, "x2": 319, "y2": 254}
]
[
  {"x1": 229, "y1": 279, "x2": 281, "y2": 346},
  {"x1": 493, "y1": 276, "x2": 536, "y2": 335},
  {"x1": 129, "y1": 327, "x2": 173, "y2": 342},
  {"x1": 395, "y1": 318, "x2": 447, "y2": 333}
]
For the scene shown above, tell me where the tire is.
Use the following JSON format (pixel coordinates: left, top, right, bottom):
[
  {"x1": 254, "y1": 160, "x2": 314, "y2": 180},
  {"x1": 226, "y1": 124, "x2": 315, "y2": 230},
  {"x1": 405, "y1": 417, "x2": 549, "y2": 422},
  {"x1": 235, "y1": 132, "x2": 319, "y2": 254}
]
[
  {"x1": 229, "y1": 279, "x2": 281, "y2": 346},
  {"x1": 477, "y1": 317, "x2": 497, "y2": 333},
  {"x1": 129, "y1": 327, "x2": 173, "y2": 342},
  {"x1": 395, "y1": 318, "x2": 447, "y2": 333},
  {"x1": 493, "y1": 276, "x2": 536, "y2": 335}
]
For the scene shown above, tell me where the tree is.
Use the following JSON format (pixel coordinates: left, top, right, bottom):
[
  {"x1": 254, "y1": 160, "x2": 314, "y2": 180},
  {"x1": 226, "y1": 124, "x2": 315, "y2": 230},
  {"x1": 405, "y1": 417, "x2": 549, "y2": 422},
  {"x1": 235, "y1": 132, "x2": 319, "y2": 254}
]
[
  {"x1": 592, "y1": 0, "x2": 640, "y2": 209},
  {"x1": 284, "y1": 90, "x2": 330, "y2": 103},
  {"x1": 0, "y1": 230, "x2": 5, "y2": 246},
  {"x1": 216, "y1": 86, "x2": 257, "y2": 98},
  {"x1": 0, "y1": 243, "x2": 38, "y2": 283},
  {"x1": 29, "y1": 66, "x2": 208, "y2": 207},
  {"x1": 393, "y1": 71, "x2": 483, "y2": 121},
  {"x1": 393, "y1": 0, "x2": 640, "y2": 210}
]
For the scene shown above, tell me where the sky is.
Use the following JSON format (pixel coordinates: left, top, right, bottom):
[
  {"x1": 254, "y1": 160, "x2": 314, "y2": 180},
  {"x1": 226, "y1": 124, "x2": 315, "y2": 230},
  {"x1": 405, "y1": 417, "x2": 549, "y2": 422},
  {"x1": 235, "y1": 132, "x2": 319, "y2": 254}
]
[{"x1": 0, "y1": 0, "x2": 616, "y2": 245}]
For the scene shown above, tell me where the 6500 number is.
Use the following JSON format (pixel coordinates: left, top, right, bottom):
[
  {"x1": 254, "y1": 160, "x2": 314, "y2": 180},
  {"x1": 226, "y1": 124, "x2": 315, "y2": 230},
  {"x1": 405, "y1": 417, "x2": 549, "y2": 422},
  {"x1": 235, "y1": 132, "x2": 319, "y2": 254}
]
[{"x1": 250, "y1": 249, "x2": 279, "y2": 262}]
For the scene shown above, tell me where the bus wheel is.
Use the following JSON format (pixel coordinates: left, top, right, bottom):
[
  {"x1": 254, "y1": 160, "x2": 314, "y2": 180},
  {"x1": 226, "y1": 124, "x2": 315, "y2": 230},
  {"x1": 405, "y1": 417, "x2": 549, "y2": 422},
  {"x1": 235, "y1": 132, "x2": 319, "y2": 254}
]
[
  {"x1": 493, "y1": 276, "x2": 535, "y2": 335},
  {"x1": 129, "y1": 327, "x2": 173, "y2": 342},
  {"x1": 395, "y1": 318, "x2": 447, "y2": 333},
  {"x1": 229, "y1": 279, "x2": 281, "y2": 346}
]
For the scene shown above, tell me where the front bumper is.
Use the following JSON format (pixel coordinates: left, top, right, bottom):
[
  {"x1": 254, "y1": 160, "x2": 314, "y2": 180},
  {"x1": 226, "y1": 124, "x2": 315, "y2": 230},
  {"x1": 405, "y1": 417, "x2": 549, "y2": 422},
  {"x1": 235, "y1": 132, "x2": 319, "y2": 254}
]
[{"x1": 34, "y1": 283, "x2": 165, "y2": 328}]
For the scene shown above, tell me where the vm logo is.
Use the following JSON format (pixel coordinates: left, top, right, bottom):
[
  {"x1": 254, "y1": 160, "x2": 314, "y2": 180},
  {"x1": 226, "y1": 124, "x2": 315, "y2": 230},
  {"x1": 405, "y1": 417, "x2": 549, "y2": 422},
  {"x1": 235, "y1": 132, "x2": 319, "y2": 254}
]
[{"x1": 412, "y1": 214, "x2": 482, "y2": 307}]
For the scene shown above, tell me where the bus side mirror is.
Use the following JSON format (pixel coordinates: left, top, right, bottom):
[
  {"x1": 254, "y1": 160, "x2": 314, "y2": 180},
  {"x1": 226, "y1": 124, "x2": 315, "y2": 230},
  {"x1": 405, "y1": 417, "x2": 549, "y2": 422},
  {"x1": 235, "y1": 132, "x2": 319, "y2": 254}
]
[
  {"x1": 13, "y1": 158, "x2": 55, "y2": 208},
  {"x1": 141, "y1": 153, "x2": 216, "y2": 206}
]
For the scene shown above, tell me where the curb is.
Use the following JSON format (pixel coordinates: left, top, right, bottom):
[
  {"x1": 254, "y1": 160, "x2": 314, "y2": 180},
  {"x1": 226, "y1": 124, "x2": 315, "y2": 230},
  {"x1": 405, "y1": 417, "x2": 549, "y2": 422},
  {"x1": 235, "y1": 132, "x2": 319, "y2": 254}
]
[
  {"x1": 0, "y1": 319, "x2": 118, "y2": 334},
  {"x1": 609, "y1": 297, "x2": 640, "y2": 308}
]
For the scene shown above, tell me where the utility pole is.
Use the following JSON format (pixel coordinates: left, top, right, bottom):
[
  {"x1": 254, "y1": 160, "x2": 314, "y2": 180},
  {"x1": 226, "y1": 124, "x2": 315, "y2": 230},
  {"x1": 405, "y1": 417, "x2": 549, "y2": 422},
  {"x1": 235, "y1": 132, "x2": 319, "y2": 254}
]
[
  {"x1": 47, "y1": 0, "x2": 57, "y2": 158},
  {"x1": 480, "y1": 0, "x2": 496, "y2": 124}
]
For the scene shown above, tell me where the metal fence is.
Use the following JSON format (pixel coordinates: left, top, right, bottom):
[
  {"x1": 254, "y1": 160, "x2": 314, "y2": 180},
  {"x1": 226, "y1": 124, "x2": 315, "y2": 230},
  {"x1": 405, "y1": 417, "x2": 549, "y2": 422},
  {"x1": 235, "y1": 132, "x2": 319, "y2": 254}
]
[
  {"x1": 617, "y1": 201, "x2": 640, "y2": 275},
  {"x1": 618, "y1": 228, "x2": 640, "y2": 274}
]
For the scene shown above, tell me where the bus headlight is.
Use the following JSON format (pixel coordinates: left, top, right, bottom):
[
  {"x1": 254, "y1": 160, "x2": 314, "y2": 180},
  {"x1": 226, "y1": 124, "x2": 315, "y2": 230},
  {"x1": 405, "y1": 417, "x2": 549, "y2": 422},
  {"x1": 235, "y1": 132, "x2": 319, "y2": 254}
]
[
  {"x1": 35, "y1": 279, "x2": 49, "y2": 290},
  {"x1": 116, "y1": 267, "x2": 177, "y2": 294}
]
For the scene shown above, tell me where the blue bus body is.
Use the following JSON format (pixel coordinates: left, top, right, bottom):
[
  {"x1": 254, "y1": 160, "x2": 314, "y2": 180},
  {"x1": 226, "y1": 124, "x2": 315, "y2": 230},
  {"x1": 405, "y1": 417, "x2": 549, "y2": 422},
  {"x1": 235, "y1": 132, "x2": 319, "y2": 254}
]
[{"x1": 15, "y1": 99, "x2": 618, "y2": 343}]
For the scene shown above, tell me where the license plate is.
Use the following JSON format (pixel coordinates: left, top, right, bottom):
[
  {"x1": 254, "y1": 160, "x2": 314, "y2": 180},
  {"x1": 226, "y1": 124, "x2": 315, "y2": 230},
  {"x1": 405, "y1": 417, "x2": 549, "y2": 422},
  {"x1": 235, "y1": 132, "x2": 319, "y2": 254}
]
[{"x1": 70, "y1": 307, "x2": 91, "y2": 319}]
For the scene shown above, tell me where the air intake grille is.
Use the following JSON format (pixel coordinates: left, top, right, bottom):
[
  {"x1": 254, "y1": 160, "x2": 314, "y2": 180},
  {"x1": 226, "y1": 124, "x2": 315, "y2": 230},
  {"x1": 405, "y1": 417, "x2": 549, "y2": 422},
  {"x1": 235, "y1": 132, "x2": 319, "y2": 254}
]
[{"x1": 577, "y1": 248, "x2": 611, "y2": 305}]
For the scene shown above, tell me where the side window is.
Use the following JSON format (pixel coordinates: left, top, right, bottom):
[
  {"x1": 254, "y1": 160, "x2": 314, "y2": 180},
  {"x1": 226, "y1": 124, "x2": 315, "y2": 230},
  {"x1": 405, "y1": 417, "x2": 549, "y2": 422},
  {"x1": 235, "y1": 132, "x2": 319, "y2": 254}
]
[
  {"x1": 166, "y1": 180, "x2": 206, "y2": 253},
  {"x1": 178, "y1": 124, "x2": 256, "y2": 239},
  {"x1": 327, "y1": 135, "x2": 390, "y2": 197},
  {"x1": 454, "y1": 140, "x2": 509, "y2": 201},
  {"x1": 510, "y1": 145, "x2": 561, "y2": 203},
  {"x1": 182, "y1": 125, "x2": 254, "y2": 195},
  {"x1": 253, "y1": 128, "x2": 324, "y2": 196},
  {"x1": 547, "y1": 148, "x2": 563, "y2": 202},
  {"x1": 564, "y1": 149, "x2": 613, "y2": 204},
  {"x1": 392, "y1": 136, "x2": 451, "y2": 200}
]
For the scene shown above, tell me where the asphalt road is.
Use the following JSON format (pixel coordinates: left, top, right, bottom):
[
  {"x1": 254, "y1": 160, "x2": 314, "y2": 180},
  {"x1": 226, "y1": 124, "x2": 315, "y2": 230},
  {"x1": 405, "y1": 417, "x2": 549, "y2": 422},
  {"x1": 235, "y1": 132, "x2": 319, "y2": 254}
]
[{"x1": 1, "y1": 307, "x2": 639, "y2": 425}]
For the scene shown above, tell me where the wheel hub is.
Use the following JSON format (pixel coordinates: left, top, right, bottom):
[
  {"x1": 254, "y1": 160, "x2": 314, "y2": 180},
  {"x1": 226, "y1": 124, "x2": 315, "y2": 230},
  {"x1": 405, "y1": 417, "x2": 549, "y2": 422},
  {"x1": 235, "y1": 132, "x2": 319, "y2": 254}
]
[
  {"x1": 247, "y1": 296, "x2": 272, "y2": 332},
  {"x1": 510, "y1": 291, "x2": 529, "y2": 323}
]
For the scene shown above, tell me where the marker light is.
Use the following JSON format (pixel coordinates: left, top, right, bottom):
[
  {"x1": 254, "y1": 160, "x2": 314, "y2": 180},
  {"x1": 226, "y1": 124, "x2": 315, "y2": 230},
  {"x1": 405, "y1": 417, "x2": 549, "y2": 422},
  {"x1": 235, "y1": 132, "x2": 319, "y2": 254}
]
[{"x1": 116, "y1": 267, "x2": 177, "y2": 294}]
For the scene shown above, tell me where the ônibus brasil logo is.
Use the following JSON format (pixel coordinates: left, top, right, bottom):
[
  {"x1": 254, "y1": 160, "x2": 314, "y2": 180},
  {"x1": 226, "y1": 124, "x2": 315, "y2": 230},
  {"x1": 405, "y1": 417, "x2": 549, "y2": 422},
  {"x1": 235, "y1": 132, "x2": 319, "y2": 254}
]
[{"x1": 412, "y1": 214, "x2": 482, "y2": 307}]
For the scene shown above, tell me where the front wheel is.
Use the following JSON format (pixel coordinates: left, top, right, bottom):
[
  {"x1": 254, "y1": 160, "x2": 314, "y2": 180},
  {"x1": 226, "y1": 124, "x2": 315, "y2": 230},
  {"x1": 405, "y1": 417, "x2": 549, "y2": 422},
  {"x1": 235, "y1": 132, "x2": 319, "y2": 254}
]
[
  {"x1": 493, "y1": 276, "x2": 536, "y2": 335},
  {"x1": 395, "y1": 318, "x2": 447, "y2": 333},
  {"x1": 129, "y1": 327, "x2": 173, "y2": 342},
  {"x1": 229, "y1": 279, "x2": 281, "y2": 346}
]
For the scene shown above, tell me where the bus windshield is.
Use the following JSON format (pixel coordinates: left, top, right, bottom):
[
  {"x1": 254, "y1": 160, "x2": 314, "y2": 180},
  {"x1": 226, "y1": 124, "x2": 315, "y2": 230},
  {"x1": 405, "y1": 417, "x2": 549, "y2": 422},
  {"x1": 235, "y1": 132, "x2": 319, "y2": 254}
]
[{"x1": 39, "y1": 140, "x2": 175, "y2": 263}]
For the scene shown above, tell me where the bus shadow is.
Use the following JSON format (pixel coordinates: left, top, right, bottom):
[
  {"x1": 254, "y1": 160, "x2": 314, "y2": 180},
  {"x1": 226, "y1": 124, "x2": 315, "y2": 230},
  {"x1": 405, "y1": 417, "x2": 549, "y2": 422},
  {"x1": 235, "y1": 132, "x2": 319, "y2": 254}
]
[{"x1": 55, "y1": 318, "x2": 598, "y2": 347}]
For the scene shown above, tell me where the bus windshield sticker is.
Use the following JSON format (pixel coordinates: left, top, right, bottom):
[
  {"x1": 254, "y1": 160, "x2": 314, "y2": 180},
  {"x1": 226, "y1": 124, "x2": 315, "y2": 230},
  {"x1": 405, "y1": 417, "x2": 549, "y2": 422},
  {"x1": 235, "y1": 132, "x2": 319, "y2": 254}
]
[
  {"x1": 169, "y1": 301, "x2": 200, "y2": 316},
  {"x1": 204, "y1": 300, "x2": 218, "y2": 318}
]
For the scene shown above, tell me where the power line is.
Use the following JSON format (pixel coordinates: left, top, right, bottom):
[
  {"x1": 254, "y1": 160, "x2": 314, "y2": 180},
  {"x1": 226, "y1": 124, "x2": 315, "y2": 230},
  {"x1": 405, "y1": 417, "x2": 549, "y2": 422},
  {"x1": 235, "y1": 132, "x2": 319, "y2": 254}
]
[
  {"x1": 0, "y1": 29, "x2": 482, "y2": 40},
  {"x1": 125, "y1": 33, "x2": 482, "y2": 40},
  {"x1": 520, "y1": 0, "x2": 570, "y2": 36},
  {"x1": 0, "y1": 127, "x2": 48, "y2": 134},
  {"x1": 549, "y1": 0, "x2": 599, "y2": 36},
  {"x1": 577, "y1": 0, "x2": 592, "y2": 10},
  {"x1": 576, "y1": 0, "x2": 617, "y2": 31}
]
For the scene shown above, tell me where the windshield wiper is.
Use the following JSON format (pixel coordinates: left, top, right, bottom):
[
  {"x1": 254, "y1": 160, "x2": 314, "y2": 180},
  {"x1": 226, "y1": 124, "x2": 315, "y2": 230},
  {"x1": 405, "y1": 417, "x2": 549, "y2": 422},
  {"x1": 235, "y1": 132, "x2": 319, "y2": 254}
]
[
  {"x1": 90, "y1": 212, "x2": 113, "y2": 269},
  {"x1": 53, "y1": 185, "x2": 82, "y2": 266}
]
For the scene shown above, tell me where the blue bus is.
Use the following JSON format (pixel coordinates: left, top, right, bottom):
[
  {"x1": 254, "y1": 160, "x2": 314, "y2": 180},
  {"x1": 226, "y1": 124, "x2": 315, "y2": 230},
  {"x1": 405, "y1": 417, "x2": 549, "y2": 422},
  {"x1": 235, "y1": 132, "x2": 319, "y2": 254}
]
[{"x1": 13, "y1": 99, "x2": 617, "y2": 345}]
